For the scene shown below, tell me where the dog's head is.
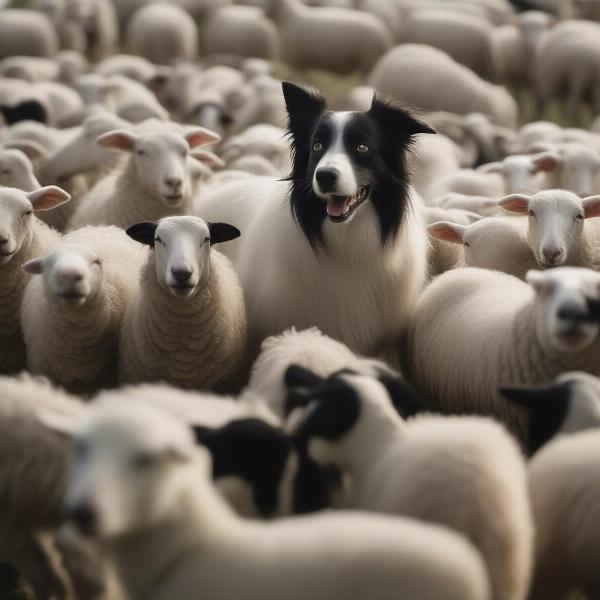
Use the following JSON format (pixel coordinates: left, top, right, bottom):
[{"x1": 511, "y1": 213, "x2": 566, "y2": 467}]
[{"x1": 282, "y1": 82, "x2": 435, "y2": 247}]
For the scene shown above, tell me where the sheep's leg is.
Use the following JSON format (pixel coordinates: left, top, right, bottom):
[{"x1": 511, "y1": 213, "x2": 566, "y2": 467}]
[{"x1": 566, "y1": 74, "x2": 585, "y2": 125}]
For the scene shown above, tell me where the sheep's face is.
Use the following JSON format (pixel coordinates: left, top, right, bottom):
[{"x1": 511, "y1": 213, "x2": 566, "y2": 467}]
[
  {"x1": 126, "y1": 217, "x2": 240, "y2": 299},
  {"x1": 39, "y1": 245, "x2": 103, "y2": 306},
  {"x1": 0, "y1": 186, "x2": 69, "y2": 266},
  {"x1": 65, "y1": 402, "x2": 202, "y2": 539},
  {"x1": 528, "y1": 267, "x2": 600, "y2": 352},
  {"x1": 561, "y1": 146, "x2": 600, "y2": 198},
  {"x1": 0, "y1": 149, "x2": 39, "y2": 191},
  {"x1": 97, "y1": 128, "x2": 221, "y2": 207}
]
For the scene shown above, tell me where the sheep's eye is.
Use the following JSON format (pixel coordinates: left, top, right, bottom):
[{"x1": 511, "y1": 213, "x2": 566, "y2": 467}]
[
  {"x1": 528, "y1": 210, "x2": 535, "y2": 217},
  {"x1": 23, "y1": 209, "x2": 32, "y2": 217},
  {"x1": 132, "y1": 453, "x2": 156, "y2": 469},
  {"x1": 154, "y1": 236, "x2": 163, "y2": 245},
  {"x1": 576, "y1": 214, "x2": 584, "y2": 220},
  {"x1": 93, "y1": 259, "x2": 101, "y2": 266},
  {"x1": 136, "y1": 149, "x2": 147, "y2": 157},
  {"x1": 463, "y1": 241, "x2": 471, "y2": 248},
  {"x1": 356, "y1": 144, "x2": 369, "y2": 153},
  {"x1": 181, "y1": 149, "x2": 188, "y2": 157},
  {"x1": 312, "y1": 142, "x2": 323, "y2": 152},
  {"x1": 204, "y1": 236, "x2": 210, "y2": 244}
]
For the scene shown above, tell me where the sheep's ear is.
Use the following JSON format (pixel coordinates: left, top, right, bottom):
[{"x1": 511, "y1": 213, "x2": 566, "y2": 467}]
[
  {"x1": 427, "y1": 221, "x2": 467, "y2": 245},
  {"x1": 373, "y1": 367, "x2": 423, "y2": 418},
  {"x1": 22, "y1": 257, "x2": 44, "y2": 274},
  {"x1": 185, "y1": 127, "x2": 221, "y2": 148},
  {"x1": 208, "y1": 222, "x2": 240, "y2": 245},
  {"x1": 26, "y1": 186, "x2": 71, "y2": 211},
  {"x1": 36, "y1": 410, "x2": 79, "y2": 436},
  {"x1": 531, "y1": 151, "x2": 561, "y2": 173},
  {"x1": 190, "y1": 150, "x2": 225, "y2": 169},
  {"x1": 126, "y1": 222, "x2": 158, "y2": 246},
  {"x1": 477, "y1": 161, "x2": 503, "y2": 174},
  {"x1": 582, "y1": 195, "x2": 600, "y2": 219},
  {"x1": 97, "y1": 129, "x2": 137, "y2": 152},
  {"x1": 526, "y1": 270, "x2": 554, "y2": 295},
  {"x1": 498, "y1": 193, "x2": 530, "y2": 215},
  {"x1": 4, "y1": 139, "x2": 47, "y2": 160},
  {"x1": 368, "y1": 94, "x2": 436, "y2": 137}
]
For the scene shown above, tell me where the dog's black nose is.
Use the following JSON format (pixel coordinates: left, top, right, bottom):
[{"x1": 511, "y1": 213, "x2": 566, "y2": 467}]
[
  {"x1": 67, "y1": 502, "x2": 98, "y2": 536},
  {"x1": 315, "y1": 168, "x2": 339, "y2": 191},
  {"x1": 171, "y1": 267, "x2": 193, "y2": 283}
]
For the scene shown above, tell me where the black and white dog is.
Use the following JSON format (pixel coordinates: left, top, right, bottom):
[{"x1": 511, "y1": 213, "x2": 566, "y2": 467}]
[{"x1": 196, "y1": 82, "x2": 434, "y2": 356}]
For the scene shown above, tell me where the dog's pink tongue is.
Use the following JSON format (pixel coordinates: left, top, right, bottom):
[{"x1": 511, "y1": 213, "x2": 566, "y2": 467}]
[{"x1": 326, "y1": 196, "x2": 349, "y2": 217}]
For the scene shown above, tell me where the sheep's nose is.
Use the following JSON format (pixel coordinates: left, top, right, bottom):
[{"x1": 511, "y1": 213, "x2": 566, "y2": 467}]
[
  {"x1": 315, "y1": 168, "x2": 339, "y2": 192},
  {"x1": 0, "y1": 236, "x2": 8, "y2": 247},
  {"x1": 59, "y1": 270, "x2": 83, "y2": 283},
  {"x1": 67, "y1": 502, "x2": 98, "y2": 536},
  {"x1": 542, "y1": 248, "x2": 563, "y2": 264},
  {"x1": 558, "y1": 304, "x2": 587, "y2": 322},
  {"x1": 171, "y1": 267, "x2": 193, "y2": 284},
  {"x1": 164, "y1": 177, "x2": 182, "y2": 190}
]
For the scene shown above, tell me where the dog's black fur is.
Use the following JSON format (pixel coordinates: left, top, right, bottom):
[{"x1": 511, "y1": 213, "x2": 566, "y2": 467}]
[{"x1": 281, "y1": 82, "x2": 435, "y2": 248}]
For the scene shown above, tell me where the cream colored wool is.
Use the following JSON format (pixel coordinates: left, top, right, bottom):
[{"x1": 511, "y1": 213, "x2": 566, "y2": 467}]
[
  {"x1": 21, "y1": 226, "x2": 148, "y2": 394},
  {"x1": 120, "y1": 250, "x2": 246, "y2": 393},
  {"x1": 0, "y1": 197, "x2": 61, "y2": 375}
]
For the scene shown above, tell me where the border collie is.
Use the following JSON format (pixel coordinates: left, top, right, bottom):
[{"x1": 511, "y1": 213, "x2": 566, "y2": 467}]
[{"x1": 196, "y1": 82, "x2": 434, "y2": 357}]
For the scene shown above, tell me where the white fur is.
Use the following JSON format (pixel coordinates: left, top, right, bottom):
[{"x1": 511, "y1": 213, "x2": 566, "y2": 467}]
[
  {"x1": 65, "y1": 400, "x2": 491, "y2": 600},
  {"x1": 195, "y1": 176, "x2": 428, "y2": 357}
]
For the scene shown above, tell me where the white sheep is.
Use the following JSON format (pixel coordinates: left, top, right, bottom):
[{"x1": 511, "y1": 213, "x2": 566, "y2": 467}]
[
  {"x1": 125, "y1": 3, "x2": 198, "y2": 65},
  {"x1": 0, "y1": 186, "x2": 68, "y2": 374},
  {"x1": 527, "y1": 429, "x2": 600, "y2": 598},
  {"x1": 0, "y1": 147, "x2": 41, "y2": 192},
  {"x1": 428, "y1": 216, "x2": 536, "y2": 279},
  {"x1": 119, "y1": 217, "x2": 246, "y2": 393},
  {"x1": 65, "y1": 399, "x2": 491, "y2": 600},
  {"x1": 68, "y1": 127, "x2": 219, "y2": 230},
  {"x1": 498, "y1": 189, "x2": 600, "y2": 269},
  {"x1": 436, "y1": 192, "x2": 506, "y2": 217},
  {"x1": 408, "y1": 266, "x2": 600, "y2": 442},
  {"x1": 399, "y1": 9, "x2": 497, "y2": 79},
  {"x1": 0, "y1": 10, "x2": 59, "y2": 59},
  {"x1": 21, "y1": 225, "x2": 149, "y2": 394},
  {"x1": 267, "y1": 0, "x2": 393, "y2": 73},
  {"x1": 499, "y1": 371, "x2": 600, "y2": 454},
  {"x1": 95, "y1": 54, "x2": 158, "y2": 83},
  {"x1": 287, "y1": 369, "x2": 532, "y2": 600},
  {"x1": 247, "y1": 327, "x2": 421, "y2": 419},
  {"x1": 369, "y1": 44, "x2": 518, "y2": 128},
  {"x1": 201, "y1": 5, "x2": 280, "y2": 60}
]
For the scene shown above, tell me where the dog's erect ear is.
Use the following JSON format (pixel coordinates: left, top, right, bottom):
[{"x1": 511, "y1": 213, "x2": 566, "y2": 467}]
[
  {"x1": 369, "y1": 94, "x2": 436, "y2": 138},
  {"x1": 126, "y1": 222, "x2": 158, "y2": 246},
  {"x1": 208, "y1": 222, "x2": 241, "y2": 245},
  {"x1": 282, "y1": 82, "x2": 327, "y2": 128}
]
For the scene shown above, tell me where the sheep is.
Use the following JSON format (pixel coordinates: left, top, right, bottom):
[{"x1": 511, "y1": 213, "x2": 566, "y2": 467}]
[
  {"x1": 66, "y1": 0, "x2": 119, "y2": 61},
  {"x1": 500, "y1": 371, "x2": 600, "y2": 454},
  {"x1": 0, "y1": 147, "x2": 41, "y2": 192},
  {"x1": 522, "y1": 142, "x2": 600, "y2": 197},
  {"x1": 428, "y1": 216, "x2": 536, "y2": 279},
  {"x1": 225, "y1": 155, "x2": 281, "y2": 177},
  {"x1": 247, "y1": 327, "x2": 422, "y2": 420},
  {"x1": 21, "y1": 226, "x2": 149, "y2": 394},
  {"x1": 0, "y1": 186, "x2": 68, "y2": 374},
  {"x1": 267, "y1": 0, "x2": 393, "y2": 73},
  {"x1": 498, "y1": 189, "x2": 600, "y2": 269},
  {"x1": 0, "y1": 373, "x2": 125, "y2": 600},
  {"x1": 95, "y1": 54, "x2": 158, "y2": 83},
  {"x1": 68, "y1": 127, "x2": 219, "y2": 230},
  {"x1": 287, "y1": 368, "x2": 532, "y2": 600},
  {"x1": 424, "y1": 207, "x2": 482, "y2": 276},
  {"x1": 369, "y1": 44, "x2": 518, "y2": 128},
  {"x1": 65, "y1": 399, "x2": 492, "y2": 600},
  {"x1": 0, "y1": 10, "x2": 59, "y2": 59},
  {"x1": 408, "y1": 266, "x2": 600, "y2": 442},
  {"x1": 436, "y1": 192, "x2": 506, "y2": 217},
  {"x1": 508, "y1": 120, "x2": 563, "y2": 154},
  {"x1": 201, "y1": 5, "x2": 280, "y2": 60},
  {"x1": 399, "y1": 10, "x2": 497, "y2": 80},
  {"x1": 526, "y1": 429, "x2": 600, "y2": 598},
  {"x1": 120, "y1": 217, "x2": 246, "y2": 393},
  {"x1": 125, "y1": 3, "x2": 198, "y2": 65}
]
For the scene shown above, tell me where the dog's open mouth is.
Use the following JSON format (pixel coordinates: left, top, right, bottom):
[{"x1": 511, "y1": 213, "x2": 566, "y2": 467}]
[{"x1": 325, "y1": 186, "x2": 370, "y2": 222}]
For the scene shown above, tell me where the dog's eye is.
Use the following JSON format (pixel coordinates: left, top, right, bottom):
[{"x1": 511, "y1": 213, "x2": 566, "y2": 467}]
[
  {"x1": 528, "y1": 210, "x2": 535, "y2": 217},
  {"x1": 356, "y1": 144, "x2": 369, "y2": 153},
  {"x1": 312, "y1": 142, "x2": 323, "y2": 152}
]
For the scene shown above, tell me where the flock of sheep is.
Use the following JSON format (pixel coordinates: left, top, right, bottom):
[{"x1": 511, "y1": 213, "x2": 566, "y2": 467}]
[{"x1": 2, "y1": 0, "x2": 600, "y2": 599}]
